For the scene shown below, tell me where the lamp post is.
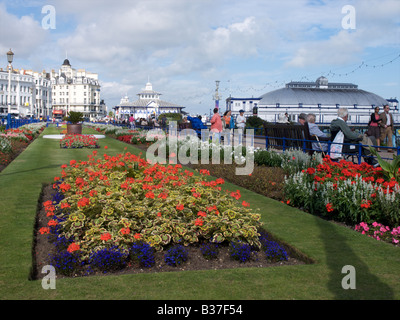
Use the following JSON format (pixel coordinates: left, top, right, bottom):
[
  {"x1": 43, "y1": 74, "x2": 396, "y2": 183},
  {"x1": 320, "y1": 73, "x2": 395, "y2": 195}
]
[{"x1": 6, "y1": 49, "x2": 14, "y2": 128}]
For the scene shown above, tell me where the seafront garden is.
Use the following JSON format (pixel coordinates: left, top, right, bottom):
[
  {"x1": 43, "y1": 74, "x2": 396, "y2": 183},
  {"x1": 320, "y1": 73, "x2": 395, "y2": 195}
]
[{"x1": 0, "y1": 123, "x2": 399, "y2": 299}]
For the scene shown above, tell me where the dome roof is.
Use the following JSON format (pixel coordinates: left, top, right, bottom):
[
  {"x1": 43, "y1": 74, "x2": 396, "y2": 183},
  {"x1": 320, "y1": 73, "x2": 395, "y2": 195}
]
[
  {"x1": 259, "y1": 87, "x2": 388, "y2": 107},
  {"x1": 62, "y1": 59, "x2": 71, "y2": 66}
]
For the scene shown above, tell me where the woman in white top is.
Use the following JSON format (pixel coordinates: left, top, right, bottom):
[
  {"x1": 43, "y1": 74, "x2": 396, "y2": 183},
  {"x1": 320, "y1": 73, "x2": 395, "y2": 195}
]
[{"x1": 236, "y1": 110, "x2": 246, "y2": 129}]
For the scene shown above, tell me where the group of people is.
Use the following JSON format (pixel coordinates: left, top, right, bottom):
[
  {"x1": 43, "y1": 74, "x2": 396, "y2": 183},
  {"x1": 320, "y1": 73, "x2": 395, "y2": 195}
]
[
  {"x1": 297, "y1": 105, "x2": 395, "y2": 153},
  {"x1": 127, "y1": 115, "x2": 167, "y2": 129},
  {"x1": 210, "y1": 108, "x2": 246, "y2": 140},
  {"x1": 296, "y1": 105, "x2": 396, "y2": 166},
  {"x1": 366, "y1": 105, "x2": 395, "y2": 152}
]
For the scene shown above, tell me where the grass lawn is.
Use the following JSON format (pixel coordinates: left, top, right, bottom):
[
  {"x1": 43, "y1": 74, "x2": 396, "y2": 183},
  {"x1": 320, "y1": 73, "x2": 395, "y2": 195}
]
[{"x1": 0, "y1": 126, "x2": 399, "y2": 300}]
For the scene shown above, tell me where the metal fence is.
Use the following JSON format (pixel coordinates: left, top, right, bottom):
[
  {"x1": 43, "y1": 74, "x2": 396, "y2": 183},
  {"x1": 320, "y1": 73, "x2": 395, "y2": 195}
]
[{"x1": 1, "y1": 116, "x2": 41, "y2": 130}]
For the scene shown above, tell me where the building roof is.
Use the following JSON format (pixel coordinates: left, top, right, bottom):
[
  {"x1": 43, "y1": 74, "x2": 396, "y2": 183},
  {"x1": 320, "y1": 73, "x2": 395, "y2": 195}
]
[
  {"x1": 258, "y1": 77, "x2": 388, "y2": 107},
  {"x1": 118, "y1": 99, "x2": 182, "y2": 108},
  {"x1": 116, "y1": 81, "x2": 183, "y2": 109}
]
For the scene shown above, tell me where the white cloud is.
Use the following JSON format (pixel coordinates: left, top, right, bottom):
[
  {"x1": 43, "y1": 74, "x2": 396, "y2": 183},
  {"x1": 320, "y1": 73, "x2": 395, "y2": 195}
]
[
  {"x1": 285, "y1": 30, "x2": 363, "y2": 67},
  {"x1": 283, "y1": 0, "x2": 400, "y2": 68},
  {"x1": 0, "y1": 3, "x2": 47, "y2": 61},
  {"x1": 1, "y1": 0, "x2": 398, "y2": 112}
]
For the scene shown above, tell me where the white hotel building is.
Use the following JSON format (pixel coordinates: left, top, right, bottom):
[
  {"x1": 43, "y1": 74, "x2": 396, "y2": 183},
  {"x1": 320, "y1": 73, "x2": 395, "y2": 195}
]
[
  {"x1": 0, "y1": 58, "x2": 106, "y2": 120},
  {"x1": 0, "y1": 68, "x2": 52, "y2": 118},
  {"x1": 51, "y1": 59, "x2": 106, "y2": 120}
]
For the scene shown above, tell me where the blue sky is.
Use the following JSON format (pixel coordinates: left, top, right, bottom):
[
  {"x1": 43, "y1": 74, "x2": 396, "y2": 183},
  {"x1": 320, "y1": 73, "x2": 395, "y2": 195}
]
[{"x1": 0, "y1": 0, "x2": 399, "y2": 115}]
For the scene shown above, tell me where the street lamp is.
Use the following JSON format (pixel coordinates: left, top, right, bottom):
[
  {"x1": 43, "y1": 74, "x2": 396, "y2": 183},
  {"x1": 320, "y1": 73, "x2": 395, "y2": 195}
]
[{"x1": 6, "y1": 49, "x2": 14, "y2": 124}]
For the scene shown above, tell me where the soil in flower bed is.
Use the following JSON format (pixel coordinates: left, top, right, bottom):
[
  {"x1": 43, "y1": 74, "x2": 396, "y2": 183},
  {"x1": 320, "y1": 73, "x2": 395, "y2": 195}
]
[
  {"x1": 191, "y1": 163, "x2": 286, "y2": 201},
  {"x1": 31, "y1": 184, "x2": 310, "y2": 280}
]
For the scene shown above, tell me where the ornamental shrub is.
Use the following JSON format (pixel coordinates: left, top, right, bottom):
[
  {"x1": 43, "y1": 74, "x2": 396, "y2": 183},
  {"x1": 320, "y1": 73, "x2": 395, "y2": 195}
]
[
  {"x1": 129, "y1": 241, "x2": 156, "y2": 268},
  {"x1": 164, "y1": 244, "x2": 189, "y2": 267},
  {"x1": 229, "y1": 241, "x2": 253, "y2": 263},
  {"x1": 50, "y1": 251, "x2": 81, "y2": 276},
  {"x1": 88, "y1": 246, "x2": 128, "y2": 273},
  {"x1": 200, "y1": 242, "x2": 219, "y2": 260},
  {"x1": 264, "y1": 241, "x2": 288, "y2": 262}
]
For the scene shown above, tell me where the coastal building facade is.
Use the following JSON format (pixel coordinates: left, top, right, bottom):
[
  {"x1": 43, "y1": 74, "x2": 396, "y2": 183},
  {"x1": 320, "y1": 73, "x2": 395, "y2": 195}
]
[
  {"x1": 51, "y1": 59, "x2": 106, "y2": 120},
  {"x1": 114, "y1": 81, "x2": 184, "y2": 120},
  {"x1": 0, "y1": 68, "x2": 51, "y2": 118}
]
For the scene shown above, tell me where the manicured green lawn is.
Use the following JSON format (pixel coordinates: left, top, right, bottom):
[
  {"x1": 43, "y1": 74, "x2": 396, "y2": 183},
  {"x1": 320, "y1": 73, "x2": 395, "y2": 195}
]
[{"x1": 0, "y1": 126, "x2": 399, "y2": 300}]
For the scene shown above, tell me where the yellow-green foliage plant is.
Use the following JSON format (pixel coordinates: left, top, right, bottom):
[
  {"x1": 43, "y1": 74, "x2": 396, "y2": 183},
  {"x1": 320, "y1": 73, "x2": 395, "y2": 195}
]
[{"x1": 49, "y1": 150, "x2": 262, "y2": 260}]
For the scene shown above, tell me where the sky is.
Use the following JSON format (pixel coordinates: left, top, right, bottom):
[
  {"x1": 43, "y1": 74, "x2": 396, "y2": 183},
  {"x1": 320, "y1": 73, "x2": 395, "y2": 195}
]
[{"x1": 0, "y1": 0, "x2": 399, "y2": 116}]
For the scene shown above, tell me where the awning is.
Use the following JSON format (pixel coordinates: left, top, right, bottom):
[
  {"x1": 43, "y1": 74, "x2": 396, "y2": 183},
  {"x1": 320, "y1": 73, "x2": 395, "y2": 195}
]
[{"x1": 53, "y1": 110, "x2": 63, "y2": 115}]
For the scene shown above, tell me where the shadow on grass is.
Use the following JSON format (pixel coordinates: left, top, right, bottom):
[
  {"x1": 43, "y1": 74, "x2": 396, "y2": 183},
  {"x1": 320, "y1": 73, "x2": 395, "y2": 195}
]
[{"x1": 314, "y1": 216, "x2": 394, "y2": 299}]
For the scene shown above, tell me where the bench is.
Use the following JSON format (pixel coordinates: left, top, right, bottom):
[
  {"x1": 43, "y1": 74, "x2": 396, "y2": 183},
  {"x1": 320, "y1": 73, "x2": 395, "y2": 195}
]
[{"x1": 263, "y1": 122, "x2": 330, "y2": 155}]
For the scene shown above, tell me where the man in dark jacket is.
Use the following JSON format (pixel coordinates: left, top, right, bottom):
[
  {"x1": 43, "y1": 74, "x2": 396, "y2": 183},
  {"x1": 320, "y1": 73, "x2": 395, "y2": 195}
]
[{"x1": 330, "y1": 108, "x2": 378, "y2": 166}]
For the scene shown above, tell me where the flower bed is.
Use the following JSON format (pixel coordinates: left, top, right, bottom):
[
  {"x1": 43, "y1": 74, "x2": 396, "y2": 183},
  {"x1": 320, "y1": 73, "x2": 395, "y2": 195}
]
[
  {"x1": 0, "y1": 123, "x2": 46, "y2": 172},
  {"x1": 355, "y1": 222, "x2": 400, "y2": 245},
  {"x1": 60, "y1": 134, "x2": 99, "y2": 149},
  {"x1": 284, "y1": 155, "x2": 400, "y2": 245},
  {"x1": 34, "y1": 149, "x2": 303, "y2": 276},
  {"x1": 86, "y1": 124, "x2": 400, "y2": 247}
]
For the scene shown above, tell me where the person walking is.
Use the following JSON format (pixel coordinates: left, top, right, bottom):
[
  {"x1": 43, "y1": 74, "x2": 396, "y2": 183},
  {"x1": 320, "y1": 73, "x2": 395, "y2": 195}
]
[
  {"x1": 236, "y1": 110, "x2": 246, "y2": 130},
  {"x1": 236, "y1": 110, "x2": 246, "y2": 144},
  {"x1": 210, "y1": 108, "x2": 223, "y2": 141},
  {"x1": 367, "y1": 107, "x2": 382, "y2": 151},
  {"x1": 129, "y1": 115, "x2": 135, "y2": 129},
  {"x1": 223, "y1": 110, "x2": 232, "y2": 129},
  {"x1": 379, "y1": 105, "x2": 394, "y2": 152}
]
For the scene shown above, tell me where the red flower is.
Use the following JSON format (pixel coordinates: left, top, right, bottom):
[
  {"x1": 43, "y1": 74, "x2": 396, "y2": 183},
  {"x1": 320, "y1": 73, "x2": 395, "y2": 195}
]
[
  {"x1": 242, "y1": 201, "x2": 250, "y2": 207},
  {"x1": 61, "y1": 202, "x2": 71, "y2": 209},
  {"x1": 158, "y1": 192, "x2": 168, "y2": 199},
  {"x1": 39, "y1": 227, "x2": 50, "y2": 234},
  {"x1": 43, "y1": 200, "x2": 53, "y2": 207},
  {"x1": 306, "y1": 168, "x2": 316, "y2": 175},
  {"x1": 176, "y1": 204, "x2": 184, "y2": 211},
  {"x1": 120, "y1": 227, "x2": 130, "y2": 235},
  {"x1": 326, "y1": 203, "x2": 334, "y2": 212},
  {"x1": 195, "y1": 218, "x2": 204, "y2": 226},
  {"x1": 67, "y1": 242, "x2": 80, "y2": 253},
  {"x1": 145, "y1": 191, "x2": 155, "y2": 199},
  {"x1": 101, "y1": 233, "x2": 112, "y2": 241},
  {"x1": 47, "y1": 220, "x2": 58, "y2": 227},
  {"x1": 230, "y1": 190, "x2": 241, "y2": 200},
  {"x1": 77, "y1": 197, "x2": 90, "y2": 208},
  {"x1": 59, "y1": 182, "x2": 71, "y2": 192},
  {"x1": 197, "y1": 211, "x2": 207, "y2": 217},
  {"x1": 134, "y1": 233, "x2": 141, "y2": 240}
]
